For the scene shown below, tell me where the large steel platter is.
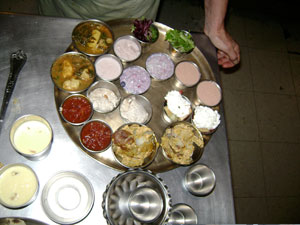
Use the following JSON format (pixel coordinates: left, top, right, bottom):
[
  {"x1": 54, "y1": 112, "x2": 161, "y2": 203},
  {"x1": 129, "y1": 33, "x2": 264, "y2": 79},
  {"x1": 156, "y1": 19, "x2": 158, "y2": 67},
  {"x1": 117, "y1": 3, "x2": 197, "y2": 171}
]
[{"x1": 54, "y1": 19, "x2": 216, "y2": 173}]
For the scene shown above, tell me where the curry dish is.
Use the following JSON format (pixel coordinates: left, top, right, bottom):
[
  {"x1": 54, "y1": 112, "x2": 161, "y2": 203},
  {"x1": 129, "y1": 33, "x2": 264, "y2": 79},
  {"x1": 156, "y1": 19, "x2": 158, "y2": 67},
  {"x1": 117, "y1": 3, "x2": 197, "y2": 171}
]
[
  {"x1": 112, "y1": 124, "x2": 157, "y2": 168},
  {"x1": 51, "y1": 53, "x2": 95, "y2": 92},
  {"x1": 72, "y1": 21, "x2": 113, "y2": 55},
  {"x1": 161, "y1": 123, "x2": 204, "y2": 165}
]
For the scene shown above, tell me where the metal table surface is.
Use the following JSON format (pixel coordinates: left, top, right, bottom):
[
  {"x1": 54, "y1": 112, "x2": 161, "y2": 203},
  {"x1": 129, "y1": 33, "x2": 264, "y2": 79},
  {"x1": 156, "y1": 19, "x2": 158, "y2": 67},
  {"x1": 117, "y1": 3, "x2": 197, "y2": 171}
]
[{"x1": 0, "y1": 13, "x2": 235, "y2": 224}]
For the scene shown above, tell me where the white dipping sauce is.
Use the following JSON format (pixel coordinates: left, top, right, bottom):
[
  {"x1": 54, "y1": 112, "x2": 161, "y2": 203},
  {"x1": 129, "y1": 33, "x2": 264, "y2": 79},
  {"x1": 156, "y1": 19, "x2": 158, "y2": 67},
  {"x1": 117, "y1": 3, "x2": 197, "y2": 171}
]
[
  {"x1": 13, "y1": 120, "x2": 52, "y2": 155},
  {"x1": 0, "y1": 165, "x2": 38, "y2": 207}
]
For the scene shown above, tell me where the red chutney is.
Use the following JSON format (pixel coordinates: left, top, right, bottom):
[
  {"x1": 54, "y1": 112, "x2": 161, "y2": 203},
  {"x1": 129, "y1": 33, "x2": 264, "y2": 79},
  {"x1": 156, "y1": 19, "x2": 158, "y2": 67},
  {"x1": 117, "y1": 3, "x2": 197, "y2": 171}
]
[
  {"x1": 62, "y1": 96, "x2": 92, "y2": 124},
  {"x1": 80, "y1": 121, "x2": 112, "y2": 151}
]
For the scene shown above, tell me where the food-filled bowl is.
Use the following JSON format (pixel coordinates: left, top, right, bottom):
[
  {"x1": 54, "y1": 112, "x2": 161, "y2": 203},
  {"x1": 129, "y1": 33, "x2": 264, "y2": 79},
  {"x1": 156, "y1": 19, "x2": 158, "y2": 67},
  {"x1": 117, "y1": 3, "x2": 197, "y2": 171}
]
[
  {"x1": 0, "y1": 163, "x2": 39, "y2": 209},
  {"x1": 113, "y1": 35, "x2": 142, "y2": 63},
  {"x1": 59, "y1": 94, "x2": 93, "y2": 126},
  {"x1": 79, "y1": 119, "x2": 113, "y2": 153},
  {"x1": 94, "y1": 54, "x2": 123, "y2": 81},
  {"x1": 119, "y1": 94, "x2": 152, "y2": 124},
  {"x1": 50, "y1": 52, "x2": 95, "y2": 93},
  {"x1": 112, "y1": 123, "x2": 159, "y2": 169},
  {"x1": 161, "y1": 121, "x2": 204, "y2": 166},
  {"x1": 72, "y1": 19, "x2": 114, "y2": 57},
  {"x1": 86, "y1": 80, "x2": 121, "y2": 113},
  {"x1": 10, "y1": 114, "x2": 53, "y2": 160}
]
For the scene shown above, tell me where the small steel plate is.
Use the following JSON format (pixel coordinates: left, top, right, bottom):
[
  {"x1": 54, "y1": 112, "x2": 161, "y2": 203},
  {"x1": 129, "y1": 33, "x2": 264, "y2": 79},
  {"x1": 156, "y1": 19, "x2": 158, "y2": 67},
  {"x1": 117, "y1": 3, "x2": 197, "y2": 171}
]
[{"x1": 41, "y1": 171, "x2": 94, "y2": 224}]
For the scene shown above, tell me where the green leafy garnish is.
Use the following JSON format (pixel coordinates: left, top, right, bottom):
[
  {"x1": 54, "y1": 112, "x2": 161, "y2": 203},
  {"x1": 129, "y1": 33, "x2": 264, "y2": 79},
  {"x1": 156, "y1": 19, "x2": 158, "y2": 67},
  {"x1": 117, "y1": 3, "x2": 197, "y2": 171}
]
[{"x1": 165, "y1": 29, "x2": 195, "y2": 53}]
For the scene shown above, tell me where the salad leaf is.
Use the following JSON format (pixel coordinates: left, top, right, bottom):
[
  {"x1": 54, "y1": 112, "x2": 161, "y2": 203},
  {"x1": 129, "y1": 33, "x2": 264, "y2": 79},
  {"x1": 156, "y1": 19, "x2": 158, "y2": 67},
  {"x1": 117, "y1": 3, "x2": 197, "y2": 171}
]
[
  {"x1": 165, "y1": 29, "x2": 195, "y2": 53},
  {"x1": 131, "y1": 18, "x2": 158, "y2": 42}
]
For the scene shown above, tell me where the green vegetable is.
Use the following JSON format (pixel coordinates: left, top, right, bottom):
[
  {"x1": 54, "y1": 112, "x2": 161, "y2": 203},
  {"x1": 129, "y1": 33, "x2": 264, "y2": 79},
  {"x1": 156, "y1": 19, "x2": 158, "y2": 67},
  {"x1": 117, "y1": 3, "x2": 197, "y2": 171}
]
[{"x1": 165, "y1": 29, "x2": 195, "y2": 53}]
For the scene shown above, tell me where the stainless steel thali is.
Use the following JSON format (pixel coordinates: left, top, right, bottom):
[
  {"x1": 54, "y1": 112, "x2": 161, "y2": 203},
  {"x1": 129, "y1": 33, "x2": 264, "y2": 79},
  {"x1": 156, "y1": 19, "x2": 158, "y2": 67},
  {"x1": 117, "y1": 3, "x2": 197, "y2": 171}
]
[{"x1": 54, "y1": 19, "x2": 217, "y2": 173}]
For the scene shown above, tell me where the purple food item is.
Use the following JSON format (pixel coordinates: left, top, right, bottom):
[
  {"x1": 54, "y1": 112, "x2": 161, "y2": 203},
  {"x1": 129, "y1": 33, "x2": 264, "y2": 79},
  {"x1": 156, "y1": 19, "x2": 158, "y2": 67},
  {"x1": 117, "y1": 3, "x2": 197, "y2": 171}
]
[
  {"x1": 146, "y1": 53, "x2": 174, "y2": 80},
  {"x1": 120, "y1": 66, "x2": 151, "y2": 94}
]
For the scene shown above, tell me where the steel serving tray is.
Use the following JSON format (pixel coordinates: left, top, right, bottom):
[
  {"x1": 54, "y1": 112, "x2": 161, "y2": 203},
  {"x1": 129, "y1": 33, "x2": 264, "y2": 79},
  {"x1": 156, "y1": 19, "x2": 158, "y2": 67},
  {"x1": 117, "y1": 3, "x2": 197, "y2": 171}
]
[{"x1": 54, "y1": 19, "x2": 217, "y2": 173}]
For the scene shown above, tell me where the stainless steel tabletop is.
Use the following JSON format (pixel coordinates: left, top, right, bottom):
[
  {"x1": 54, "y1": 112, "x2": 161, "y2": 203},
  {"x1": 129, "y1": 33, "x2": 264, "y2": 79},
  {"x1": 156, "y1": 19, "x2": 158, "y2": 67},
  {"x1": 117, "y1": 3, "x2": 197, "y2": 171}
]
[{"x1": 0, "y1": 13, "x2": 235, "y2": 224}]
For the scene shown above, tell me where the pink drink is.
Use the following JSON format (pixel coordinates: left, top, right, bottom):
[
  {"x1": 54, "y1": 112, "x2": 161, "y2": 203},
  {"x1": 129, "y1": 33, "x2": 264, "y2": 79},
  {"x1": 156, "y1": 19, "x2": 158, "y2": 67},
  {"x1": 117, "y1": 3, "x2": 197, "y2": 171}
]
[
  {"x1": 196, "y1": 81, "x2": 222, "y2": 106},
  {"x1": 175, "y1": 61, "x2": 201, "y2": 87}
]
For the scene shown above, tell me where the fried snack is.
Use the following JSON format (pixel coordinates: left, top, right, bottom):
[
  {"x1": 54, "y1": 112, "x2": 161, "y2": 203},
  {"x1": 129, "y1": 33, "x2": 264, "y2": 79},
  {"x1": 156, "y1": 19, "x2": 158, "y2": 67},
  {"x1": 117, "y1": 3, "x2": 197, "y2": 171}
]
[
  {"x1": 161, "y1": 123, "x2": 204, "y2": 165},
  {"x1": 112, "y1": 124, "x2": 157, "y2": 168}
]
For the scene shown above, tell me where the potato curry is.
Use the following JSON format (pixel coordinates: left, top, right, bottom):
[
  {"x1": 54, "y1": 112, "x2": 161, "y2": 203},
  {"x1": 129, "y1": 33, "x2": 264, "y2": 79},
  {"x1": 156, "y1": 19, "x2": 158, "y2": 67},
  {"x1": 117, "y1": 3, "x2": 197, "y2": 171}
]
[{"x1": 51, "y1": 53, "x2": 95, "y2": 92}]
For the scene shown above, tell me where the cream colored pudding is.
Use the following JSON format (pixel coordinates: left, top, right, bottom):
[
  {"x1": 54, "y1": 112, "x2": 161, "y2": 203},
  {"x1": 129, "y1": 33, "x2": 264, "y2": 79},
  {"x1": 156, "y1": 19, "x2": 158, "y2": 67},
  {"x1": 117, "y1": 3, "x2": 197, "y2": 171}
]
[
  {"x1": 0, "y1": 165, "x2": 38, "y2": 207},
  {"x1": 13, "y1": 120, "x2": 52, "y2": 155}
]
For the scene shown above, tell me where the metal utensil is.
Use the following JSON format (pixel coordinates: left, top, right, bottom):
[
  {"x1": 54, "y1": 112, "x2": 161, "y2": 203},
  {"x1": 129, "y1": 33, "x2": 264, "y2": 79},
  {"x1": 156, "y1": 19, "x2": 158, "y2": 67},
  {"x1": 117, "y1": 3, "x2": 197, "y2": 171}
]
[{"x1": 0, "y1": 50, "x2": 27, "y2": 134}]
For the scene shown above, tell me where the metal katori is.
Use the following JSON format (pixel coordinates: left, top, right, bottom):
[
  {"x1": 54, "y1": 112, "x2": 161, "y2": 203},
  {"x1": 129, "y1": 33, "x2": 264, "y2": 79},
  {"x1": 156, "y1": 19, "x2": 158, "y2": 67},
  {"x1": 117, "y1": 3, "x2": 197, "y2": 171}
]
[
  {"x1": 168, "y1": 203, "x2": 198, "y2": 224},
  {"x1": 183, "y1": 163, "x2": 216, "y2": 196}
]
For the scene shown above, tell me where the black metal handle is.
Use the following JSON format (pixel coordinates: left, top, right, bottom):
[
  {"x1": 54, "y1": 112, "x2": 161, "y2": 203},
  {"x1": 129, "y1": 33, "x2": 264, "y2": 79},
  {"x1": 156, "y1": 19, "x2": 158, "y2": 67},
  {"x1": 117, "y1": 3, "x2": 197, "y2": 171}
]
[{"x1": 0, "y1": 50, "x2": 27, "y2": 125}]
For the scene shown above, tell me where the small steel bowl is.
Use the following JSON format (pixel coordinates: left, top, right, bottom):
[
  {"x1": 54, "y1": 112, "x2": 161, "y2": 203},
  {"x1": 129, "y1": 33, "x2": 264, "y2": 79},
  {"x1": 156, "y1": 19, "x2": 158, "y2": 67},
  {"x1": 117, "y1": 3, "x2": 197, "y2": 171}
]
[
  {"x1": 102, "y1": 169, "x2": 171, "y2": 225},
  {"x1": 119, "y1": 94, "x2": 152, "y2": 124},
  {"x1": 0, "y1": 163, "x2": 39, "y2": 209},
  {"x1": 168, "y1": 30, "x2": 194, "y2": 59},
  {"x1": 72, "y1": 19, "x2": 114, "y2": 57},
  {"x1": 10, "y1": 114, "x2": 53, "y2": 160},
  {"x1": 173, "y1": 61, "x2": 201, "y2": 89},
  {"x1": 168, "y1": 203, "x2": 198, "y2": 224},
  {"x1": 119, "y1": 65, "x2": 151, "y2": 95},
  {"x1": 59, "y1": 94, "x2": 93, "y2": 126},
  {"x1": 146, "y1": 52, "x2": 175, "y2": 81},
  {"x1": 162, "y1": 95, "x2": 193, "y2": 124},
  {"x1": 94, "y1": 54, "x2": 123, "y2": 81},
  {"x1": 79, "y1": 119, "x2": 113, "y2": 153},
  {"x1": 193, "y1": 80, "x2": 222, "y2": 107},
  {"x1": 41, "y1": 171, "x2": 95, "y2": 224},
  {"x1": 183, "y1": 164, "x2": 216, "y2": 196},
  {"x1": 134, "y1": 24, "x2": 159, "y2": 53},
  {"x1": 50, "y1": 52, "x2": 96, "y2": 94},
  {"x1": 87, "y1": 80, "x2": 121, "y2": 114},
  {"x1": 113, "y1": 35, "x2": 142, "y2": 63},
  {"x1": 112, "y1": 123, "x2": 159, "y2": 169},
  {"x1": 161, "y1": 121, "x2": 204, "y2": 166}
]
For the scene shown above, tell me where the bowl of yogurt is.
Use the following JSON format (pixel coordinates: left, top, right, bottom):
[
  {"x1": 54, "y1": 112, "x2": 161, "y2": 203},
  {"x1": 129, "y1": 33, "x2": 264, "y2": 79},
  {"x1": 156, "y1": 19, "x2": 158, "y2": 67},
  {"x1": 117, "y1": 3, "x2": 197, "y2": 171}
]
[
  {"x1": 94, "y1": 54, "x2": 123, "y2": 81},
  {"x1": 10, "y1": 114, "x2": 53, "y2": 160},
  {"x1": 0, "y1": 163, "x2": 39, "y2": 209},
  {"x1": 87, "y1": 80, "x2": 121, "y2": 113},
  {"x1": 192, "y1": 105, "x2": 221, "y2": 134},
  {"x1": 113, "y1": 35, "x2": 142, "y2": 63}
]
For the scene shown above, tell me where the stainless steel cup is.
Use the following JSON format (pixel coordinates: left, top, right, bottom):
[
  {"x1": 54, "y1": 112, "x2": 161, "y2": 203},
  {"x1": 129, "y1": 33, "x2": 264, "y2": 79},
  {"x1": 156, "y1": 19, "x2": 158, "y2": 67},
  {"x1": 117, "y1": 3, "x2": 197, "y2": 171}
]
[
  {"x1": 183, "y1": 164, "x2": 216, "y2": 196},
  {"x1": 168, "y1": 203, "x2": 198, "y2": 224},
  {"x1": 128, "y1": 186, "x2": 163, "y2": 223}
]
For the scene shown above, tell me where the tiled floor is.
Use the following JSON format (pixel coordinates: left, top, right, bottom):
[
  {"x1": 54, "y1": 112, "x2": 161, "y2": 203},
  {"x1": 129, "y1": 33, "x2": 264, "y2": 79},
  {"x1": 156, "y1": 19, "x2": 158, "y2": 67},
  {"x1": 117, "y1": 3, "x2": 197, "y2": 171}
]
[{"x1": 1, "y1": 0, "x2": 300, "y2": 223}]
